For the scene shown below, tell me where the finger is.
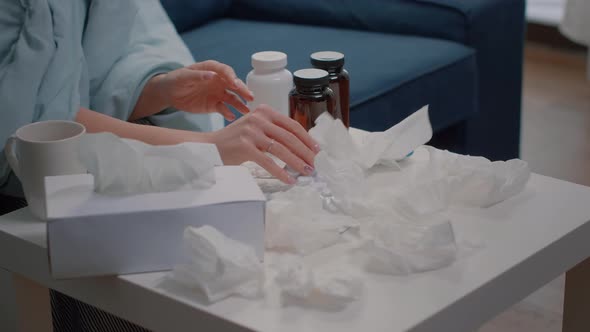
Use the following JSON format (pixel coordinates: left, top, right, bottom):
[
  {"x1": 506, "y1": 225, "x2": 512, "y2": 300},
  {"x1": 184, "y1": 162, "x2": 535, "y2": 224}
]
[
  {"x1": 198, "y1": 69, "x2": 252, "y2": 102},
  {"x1": 231, "y1": 78, "x2": 254, "y2": 102},
  {"x1": 194, "y1": 61, "x2": 254, "y2": 102},
  {"x1": 223, "y1": 90, "x2": 250, "y2": 115},
  {"x1": 191, "y1": 60, "x2": 239, "y2": 88},
  {"x1": 263, "y1": 121, "x2": 315, "y2": 168},
  {"x1": 260, "y1": 136, "x2": 314, "y2": 176},
  {"x1": 252, "y1": 150, "x2": 296, "y2": 184},
  {"x1": 215, "y1": 102, "x2": 236, "y2": 121},
  {"x1": 257, "y1": 105, "x2": 320, "y2": 153},
  {"x1": 184, "y1": 70, "x2": 216, "y2": 82}
]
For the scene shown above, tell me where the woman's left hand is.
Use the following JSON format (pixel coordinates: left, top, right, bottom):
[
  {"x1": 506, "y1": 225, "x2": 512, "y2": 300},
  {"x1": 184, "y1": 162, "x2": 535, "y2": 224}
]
[
  {"x1": 156, "y1": 60, "x2": 254, "y2": 121},
  {"x1": 206, "y1": 105, "x2": 320, "y2": 184}
]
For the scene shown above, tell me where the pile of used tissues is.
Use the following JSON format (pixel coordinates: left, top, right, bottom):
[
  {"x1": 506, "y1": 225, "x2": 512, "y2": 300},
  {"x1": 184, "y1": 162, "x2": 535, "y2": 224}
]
[{"x1": 169, "y1": 105, "x2": 531, "y2": 307}]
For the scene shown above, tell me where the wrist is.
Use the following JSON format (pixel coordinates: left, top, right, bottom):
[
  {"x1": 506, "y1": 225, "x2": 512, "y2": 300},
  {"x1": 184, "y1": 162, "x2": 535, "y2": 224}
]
[
  {"x1": 197, "y1": 130, "x2": 217, "y2": 145},
  {"x1": 148, "y1": 73, "x2": 172, "y2": 111},
  {"x1": 130, "y1": 72, "x2": 173, "y2": 121},
  {"x1": 166, "y1": 128, "x2": 217, "y2": 146}
]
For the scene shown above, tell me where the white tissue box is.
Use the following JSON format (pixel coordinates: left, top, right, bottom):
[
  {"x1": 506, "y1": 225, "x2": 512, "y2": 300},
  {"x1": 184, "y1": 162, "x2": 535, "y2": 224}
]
[{"x1": 44, "y1": 166, "x2": 265, "y2": 279}]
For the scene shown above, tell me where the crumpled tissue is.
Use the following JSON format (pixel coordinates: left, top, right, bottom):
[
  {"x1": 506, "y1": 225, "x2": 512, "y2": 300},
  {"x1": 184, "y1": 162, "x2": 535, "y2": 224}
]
[
  {"x1": 419, "y1": 147, "x2": 531, "y2": 208},
  {"x1": 358, "y1": 211, "x2": 456, "y2": 275},
  {"x1": 272, "y1": 254, "x2": 362, "y2": 303},
  {"x1": 308, "y1": 106, "x2": 433, "y2": 216},
  {"x1": 266, "y1": 186, "x2": 357, "y2": 255},
  {"x1": 347, "y1": 146, "x2": 529, "y2": 274},
  {"x1": 168, "y1": 105, "x2": 532, "y2": 306},
  {"x1": 170, "y1": 225, "x2": 264, "y2": 303},
  {"x1": 278, "y1": 105, "x2": 529, "y2": 276},
  {"x1": 310, "y1": 105, "x2": 432, "y2": 172},
  {"x1": 356, "y1": 105, "x2": 433, "y2": 169},
  {"x1": 79, "y1": 133, "x2": 222, "y2": 195}
]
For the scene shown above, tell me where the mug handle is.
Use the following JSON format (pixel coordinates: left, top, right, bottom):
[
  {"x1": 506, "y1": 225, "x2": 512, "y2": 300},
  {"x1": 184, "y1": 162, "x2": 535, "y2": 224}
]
[{"x1": 4, "y1": 136, "x2": 20, "y2": 179}]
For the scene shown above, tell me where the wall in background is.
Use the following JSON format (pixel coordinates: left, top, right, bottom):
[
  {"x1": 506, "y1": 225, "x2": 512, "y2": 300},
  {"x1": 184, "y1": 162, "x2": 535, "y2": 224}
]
[{"x1": 527, "y1": 0, "x2": 565, "y2": 26}]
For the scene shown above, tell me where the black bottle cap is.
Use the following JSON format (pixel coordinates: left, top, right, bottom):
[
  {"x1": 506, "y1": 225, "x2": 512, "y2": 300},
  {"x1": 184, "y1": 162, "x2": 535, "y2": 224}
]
[
  {"x1": 310, "y1": 51, "x2": 345, "y2": 70},
  {"x1": 293, "y1": 68, "x2": 330, "y2": 87}
]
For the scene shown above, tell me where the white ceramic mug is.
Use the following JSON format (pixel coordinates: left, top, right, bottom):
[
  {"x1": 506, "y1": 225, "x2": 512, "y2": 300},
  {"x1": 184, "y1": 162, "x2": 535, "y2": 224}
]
[{"x1": 4, "y1": 120, "x2": 86, "y2": 220}]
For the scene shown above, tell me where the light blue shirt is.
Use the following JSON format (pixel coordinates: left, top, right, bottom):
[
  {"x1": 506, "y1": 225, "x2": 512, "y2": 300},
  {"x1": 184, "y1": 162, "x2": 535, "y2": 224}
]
[{"x1": 0, "y1": 0, "x2": 223, "y2": 196}]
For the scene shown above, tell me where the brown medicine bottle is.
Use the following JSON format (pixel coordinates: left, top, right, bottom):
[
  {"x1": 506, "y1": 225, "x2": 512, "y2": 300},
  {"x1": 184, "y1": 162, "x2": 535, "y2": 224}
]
[
  {"x1": 310, "y1": 51, "x2": 350, "y2": 127},
  {"x1": 289, "y1": 69, "x2": 336, "y2": 131}
]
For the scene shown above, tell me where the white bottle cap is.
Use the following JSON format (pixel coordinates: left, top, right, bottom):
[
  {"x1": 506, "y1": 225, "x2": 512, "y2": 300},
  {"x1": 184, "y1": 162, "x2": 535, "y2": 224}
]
[{"x1": 251, "y1": 51, "x2": 288, "y2": 71}]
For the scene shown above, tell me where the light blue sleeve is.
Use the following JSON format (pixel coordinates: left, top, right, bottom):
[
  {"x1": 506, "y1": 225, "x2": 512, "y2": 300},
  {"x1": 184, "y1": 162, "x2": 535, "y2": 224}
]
[
  {"x1": 0, "y1": 0, "x2": 85, "y2": 195},
  {"x1": 0, "y1": 0, "x2": 223, "y2": 196},
  {"x1": 84, "y1": 0, "x2": 224, "y2": 131}
]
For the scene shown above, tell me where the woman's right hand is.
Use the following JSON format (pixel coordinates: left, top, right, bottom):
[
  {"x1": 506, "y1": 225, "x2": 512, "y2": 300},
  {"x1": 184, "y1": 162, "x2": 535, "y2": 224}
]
[
  {"x1": 154, "y1": 60, "x2": 253, "y2": 121},
  {"x1": 207, "y1": 105, "x2": 320, "y2": 184}
]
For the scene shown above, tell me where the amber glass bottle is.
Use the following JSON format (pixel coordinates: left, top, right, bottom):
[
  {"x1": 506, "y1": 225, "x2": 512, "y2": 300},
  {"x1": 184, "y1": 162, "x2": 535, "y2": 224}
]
[
  {"x1": 289, "y1": 69, "x2": 336, "y2": 131},
  {"x1": 310, "y1": 51, "x2": 350, "y2": 127}
]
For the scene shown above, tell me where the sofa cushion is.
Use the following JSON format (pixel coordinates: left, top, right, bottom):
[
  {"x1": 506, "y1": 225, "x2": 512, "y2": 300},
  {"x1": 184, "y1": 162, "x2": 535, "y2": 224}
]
[
  {"x1": 160, "y1": 0, "x2": 231, "y2": 33},
  {"x1": 181, "y1": 19, "x2": 477, "y2": 131}
]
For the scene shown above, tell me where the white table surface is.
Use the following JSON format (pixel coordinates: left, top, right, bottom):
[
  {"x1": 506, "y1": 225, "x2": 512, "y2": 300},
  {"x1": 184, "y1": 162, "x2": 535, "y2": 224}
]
[{"x1": 2, "y1": 173, "x2": 590, "y2": 332}]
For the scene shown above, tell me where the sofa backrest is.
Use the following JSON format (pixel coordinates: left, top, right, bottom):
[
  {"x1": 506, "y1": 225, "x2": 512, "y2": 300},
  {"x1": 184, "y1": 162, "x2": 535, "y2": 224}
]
[
  {"x1": 227, "y1": 0, "x2": 470, "y2": 42},
  {"x1": 160, "y1": 0, "x2": 232, "y2": 33}
]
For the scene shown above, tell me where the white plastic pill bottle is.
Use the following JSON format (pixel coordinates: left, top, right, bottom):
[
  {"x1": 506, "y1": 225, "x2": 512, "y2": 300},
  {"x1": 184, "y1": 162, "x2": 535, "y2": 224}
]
[{"x1": 246, "y1": 51, "x2": 293, "y2": 117}]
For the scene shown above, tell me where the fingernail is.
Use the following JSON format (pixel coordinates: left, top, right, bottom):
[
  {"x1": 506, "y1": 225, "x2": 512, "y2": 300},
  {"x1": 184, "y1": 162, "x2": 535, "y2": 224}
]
[
  {"x1": 303, "y1": 165, "x2": 314, "y2": 175},
  {"x1": 313, "y1": 143, "x2": 321, "y2": 153},
  {"x1": 204, "y1": 71, "x2": 215, "y2": 80},
  {"x1": 233, "y1": 78, "x2": 241, "y2": 88},
  {"x1": 287, "y1": 175, "x2": 297, "y2": 185}
]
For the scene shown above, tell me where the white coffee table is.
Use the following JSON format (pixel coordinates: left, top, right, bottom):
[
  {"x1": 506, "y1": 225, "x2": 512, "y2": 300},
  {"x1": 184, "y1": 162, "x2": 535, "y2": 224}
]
[{"x1": 2, "y1": 172, "x2": 590, "y2": 332}]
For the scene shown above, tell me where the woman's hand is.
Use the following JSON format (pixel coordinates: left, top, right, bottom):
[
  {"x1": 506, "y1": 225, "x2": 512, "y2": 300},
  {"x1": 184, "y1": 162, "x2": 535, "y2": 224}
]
[
  {"x1": 80, "y1": 104, "x2": 320, "y2": 184},
  {"x1": 138, "y1": 60, "x2": 254, "y2": 121},
  {"x1": 208, "y1": 105, "x2": 320, "y2": 184}
]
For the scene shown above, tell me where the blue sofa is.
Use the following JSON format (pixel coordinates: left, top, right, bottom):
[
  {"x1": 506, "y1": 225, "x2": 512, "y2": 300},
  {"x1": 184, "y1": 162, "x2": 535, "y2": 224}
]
[{"x1": 161, "y1": 0, "x2": 525, "y2": 161}]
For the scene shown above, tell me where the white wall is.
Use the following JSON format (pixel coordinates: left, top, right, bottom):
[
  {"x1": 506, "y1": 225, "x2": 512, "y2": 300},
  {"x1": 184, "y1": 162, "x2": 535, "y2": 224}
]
[
  {"x1": 0, "y1": 269, "x2": 17, "y2": 332},
  {"x1": 527, "y1": 0, "x2": 566, "y2": 26}
]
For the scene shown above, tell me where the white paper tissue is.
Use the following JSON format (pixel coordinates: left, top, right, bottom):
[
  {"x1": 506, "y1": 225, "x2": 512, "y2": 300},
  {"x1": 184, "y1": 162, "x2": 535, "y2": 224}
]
[
  {"x1": 310, "y1": 113, "x2": 361, "y2": 161},
  {"x1": 307, "y1": 106, "x2": 433, "y2": 215},
  {"x1": 357, "y1": 105, "x2": 433, "y2": 169},
  {"x1": 272, "y1": 254, "x2": 362, "y2": 302},
  {"x1": 266, "y1": 186, "x2": 357, "y2": 255},
  {"x1": 358, "y1": 212, "x2": 456, "y2": 275},
  {"x1": 170, "y1": 225, "x2": 264, "y2": 303},
  {"x1": 169, "y1": 105, "x2": 531, "y2": 307},
  {"x1": 420, "y1": 147, "x2": 531, "y2": 208},
  {"x1": 271, "y1": 106, "x2": 528, "y2": 277},
  {"x1": 79, "y1": 133, "x2": 222, "y2": 195},
  {"x1": 310, "y1": 105, "x2": 432, "y2": 171}
]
